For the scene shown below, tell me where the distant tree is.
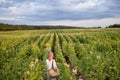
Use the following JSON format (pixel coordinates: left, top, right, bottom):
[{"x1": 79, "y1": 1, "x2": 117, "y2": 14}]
[
  {"x1": 98, "y1": 26, "x2": 101, "y2": 28},
  {"x1": 108, "y1": 24, "x2": 120, "y2": 28},
  {"x1": 91, "y1": 26, "x2": 101, "y2": 28}
]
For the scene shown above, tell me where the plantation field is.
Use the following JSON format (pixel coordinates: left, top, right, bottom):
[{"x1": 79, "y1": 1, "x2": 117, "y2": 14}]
[{"x1": 0, "y1": 28, "x2": 120, "y2": 80}]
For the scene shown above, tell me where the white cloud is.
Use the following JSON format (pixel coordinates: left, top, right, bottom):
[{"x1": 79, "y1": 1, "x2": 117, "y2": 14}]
[
  {"x1": 8, "y1": 1, "x2": 53, "y2": 15},
  {"x1": 57, "y1": 0, "x2": 105, "y2": 11},
  {"x1": 0, "y1": 16, "x2": 24, "y2": 21},
  {"x1": 7, "y1": 0, "x2": 104, "y2": 13},
  {"x1": 0, "y1": 0, "x2": 12, "y2": 3},
  {"x1": 0, "y1": 0, "x2": 120, "y2": 27}
]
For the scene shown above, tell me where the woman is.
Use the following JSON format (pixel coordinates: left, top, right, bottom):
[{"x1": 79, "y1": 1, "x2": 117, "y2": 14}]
[{"x1": 46, "y1": 52, "x2": 58, "y2": 80}]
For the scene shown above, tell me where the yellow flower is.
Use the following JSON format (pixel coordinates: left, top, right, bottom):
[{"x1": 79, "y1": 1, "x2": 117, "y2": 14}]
[
  {"x1": 26, "y1": 70, "x2": 30, "y2": 75},
  {"x1": 96, "y1": 56, "x2": 101, "y2": 59},
  {"x1": 29, "y1": 61, "x2": 34, "y2": 68},
  {"x1": 35, "y1": 58, "x2": 39, "y2": 64}
]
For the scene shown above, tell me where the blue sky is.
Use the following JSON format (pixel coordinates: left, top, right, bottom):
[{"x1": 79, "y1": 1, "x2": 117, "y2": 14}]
[{"x1": 0, "y1": 0, "x2": 120, "y2": 27}]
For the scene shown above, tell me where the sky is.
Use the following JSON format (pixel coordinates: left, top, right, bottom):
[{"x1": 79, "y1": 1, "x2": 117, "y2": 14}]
[{"x1": 0, "y1": 0, "x2": 120, "y2": 27}]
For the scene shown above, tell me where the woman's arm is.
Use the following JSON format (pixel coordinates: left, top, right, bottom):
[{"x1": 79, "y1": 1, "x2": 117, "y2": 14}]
[
  {"x1": 46, "y1": 60, "x2": 51, "y2": 70},
  {"x1": 53, "y1": 59, "x2": 57, "y2": 69}
]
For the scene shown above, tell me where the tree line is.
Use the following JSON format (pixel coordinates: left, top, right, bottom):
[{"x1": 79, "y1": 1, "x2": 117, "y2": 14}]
[
  {"x1": 0, "y1": 23, "x2": 120, "y2": 31},
  {"x1": 0, "y1": 23, "x2": 85, "y2": 31},
  {"x1": 106, "y1": 24, "x2": 120, "y2": 28}
]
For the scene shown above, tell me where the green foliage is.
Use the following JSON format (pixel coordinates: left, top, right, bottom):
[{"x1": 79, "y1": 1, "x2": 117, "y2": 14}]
[{"x1": 0, "y1": 29, "x2": 120, "y2": 80}]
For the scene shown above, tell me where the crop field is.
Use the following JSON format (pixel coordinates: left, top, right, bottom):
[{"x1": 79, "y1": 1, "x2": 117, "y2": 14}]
[{"x1": 0, "y1": 29, "x2": 120, "y2": 80}]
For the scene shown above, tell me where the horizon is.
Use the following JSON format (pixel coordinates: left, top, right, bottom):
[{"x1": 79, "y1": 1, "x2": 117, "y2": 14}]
[
  {"x1": 0, "y1": 0, "x2": 120, "y2": 27},
  {"x1": 1, "y1": 22, "x2": 120, "y2": 28}
]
